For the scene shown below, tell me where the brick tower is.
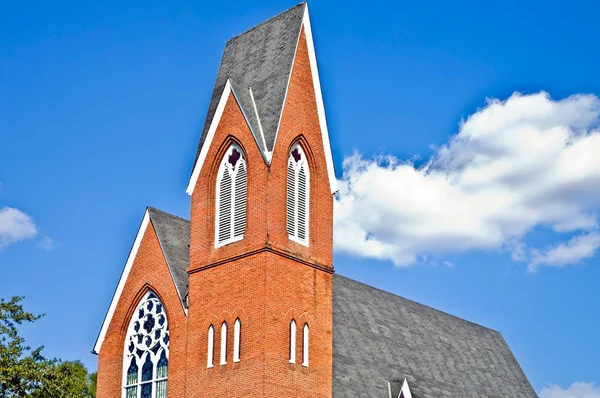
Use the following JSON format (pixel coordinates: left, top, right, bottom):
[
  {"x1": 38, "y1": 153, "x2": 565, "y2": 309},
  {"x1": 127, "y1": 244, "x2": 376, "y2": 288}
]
[{"x1": 184, "y1": 3, "x2": 337, "y2": 396}]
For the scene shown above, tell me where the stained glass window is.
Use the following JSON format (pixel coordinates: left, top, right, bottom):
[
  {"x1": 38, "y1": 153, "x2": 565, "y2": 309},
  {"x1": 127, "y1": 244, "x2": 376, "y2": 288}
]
[
  {"x1": 125, "y1": 358, "x2": 138, "y2": 398},
  {"x1": 156, "y1": 351, "x2": 168, "y2": 398},
  {"x1": 123, "y1": 291, "x2": 169, "y2": 398}
]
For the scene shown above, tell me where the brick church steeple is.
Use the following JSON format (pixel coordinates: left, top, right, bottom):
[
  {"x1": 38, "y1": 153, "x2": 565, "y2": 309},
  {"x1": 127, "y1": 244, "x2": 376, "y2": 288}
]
[{"x1": 184, "y1": 3, "x2": 336, "y2": 396}]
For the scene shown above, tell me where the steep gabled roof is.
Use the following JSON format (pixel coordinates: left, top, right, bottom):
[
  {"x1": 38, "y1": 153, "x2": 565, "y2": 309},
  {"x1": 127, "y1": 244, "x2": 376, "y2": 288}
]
[
  {"x1": 332, "y1": 275, "x2": 538, "y2": 397},
  {"x1": 147, "y1": 207, "x2": 189, "y2": 307},
  {"x1": 193, "y1": 3, "x2": 305, "y2": 164},
  {"x1": 93, "y1": 207, "x2": 189, "y2": 355},
  {"x1": 187, "y1": 3, "x2": 338, "y2": 195}
]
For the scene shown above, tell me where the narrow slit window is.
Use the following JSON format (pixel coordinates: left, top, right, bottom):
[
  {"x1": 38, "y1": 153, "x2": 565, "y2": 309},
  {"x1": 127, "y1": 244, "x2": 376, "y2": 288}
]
[
  {"x1": 234, "y1": 318, "x2": 241, "y2": 362},
  {"x1": 220, "y1": 322, "x2": 228, "y2": 365},
  {"x1": 302, "y1": 323, "x2": 309, "y2": 367},
  {"x1": 216, "y1": 144, "x2": 247, "y2": 247},
  {"x1": 286, "y1": 144, "x2": 309, "y2": 245},
  {"x1": 289, "y1": 320, "x2": 296, "y2": 364},
  {"x1": 207, "y1": 325, "x2": 214, "y2": 368}
]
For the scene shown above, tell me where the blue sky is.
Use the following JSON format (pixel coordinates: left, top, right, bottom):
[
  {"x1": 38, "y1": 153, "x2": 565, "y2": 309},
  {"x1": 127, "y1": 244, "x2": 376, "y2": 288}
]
[{"x1": 1, "y1": 0, "x2": 599, "y2": 396}]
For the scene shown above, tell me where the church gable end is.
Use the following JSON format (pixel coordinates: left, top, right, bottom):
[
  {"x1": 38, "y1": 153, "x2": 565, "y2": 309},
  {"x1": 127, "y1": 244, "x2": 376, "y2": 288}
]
[{"x1": 95, "y1": 208, "x2": 188, "y2": 398}]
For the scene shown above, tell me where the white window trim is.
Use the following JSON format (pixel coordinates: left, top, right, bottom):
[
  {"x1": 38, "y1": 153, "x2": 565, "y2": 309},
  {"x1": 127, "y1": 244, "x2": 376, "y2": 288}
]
[
  {"x1": 233, "y1": 319, "x2": 241, "y2": 363},
  {"x1": 121, "y1": 291, "x2": 169, "y2": 398},
  {"x1": 215, "y1": 144, "x2": 246, "y2": 248},
  {"x1": 302, "y1": 323, "x2": 309, "y2": 367},
  {"x1": 220, "y1": 322, "x2": 228, "y2": 365},
  {"x1": 289, "y1": 320, "x2": 296, "y2": 364},
  {"x1": 207, "y1": 325, "x2": 214, "y2": 368},
  {"x1": 287, "y1": 144, "x2": 310, "y2": 246},
  {"x1": 398, "y1": 378, "x2": 413, "y2": 398}
]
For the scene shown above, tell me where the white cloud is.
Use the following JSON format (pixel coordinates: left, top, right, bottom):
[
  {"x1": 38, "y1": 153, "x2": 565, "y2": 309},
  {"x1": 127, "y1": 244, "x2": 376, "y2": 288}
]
[
  {"x1": 0, "y1": 206, "x2": 38, "y2": 249},
  {"x1": 540, "y1": 382, "x2": 600, "y2": 398},
  {"x1": 334, "y1": 92, "x2": 600, "y2": 268},
  {"x1": 38, "y1": 235, "x2": 57, "y2": 251},
  {"x1": 529, "y1": 233, "x2": 600, "y2": 271}
]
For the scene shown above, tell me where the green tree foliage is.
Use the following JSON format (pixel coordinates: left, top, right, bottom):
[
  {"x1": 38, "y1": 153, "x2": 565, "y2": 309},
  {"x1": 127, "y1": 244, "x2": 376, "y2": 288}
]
[{"x1": 0, "y1": 296, "x2": 96, "y2": 397}]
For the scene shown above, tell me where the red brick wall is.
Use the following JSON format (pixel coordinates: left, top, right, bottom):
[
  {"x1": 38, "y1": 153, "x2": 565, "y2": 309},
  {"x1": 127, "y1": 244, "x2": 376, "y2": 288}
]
[
  {"x1": 97, "y1": 24, "x2": 334, "y2": 398},
  {"x1": 96, "y1": 220, "x2": 188, "y2": 398},
  {"x1": 186, "y1": 29, "x2": 333, "y2": 397}
]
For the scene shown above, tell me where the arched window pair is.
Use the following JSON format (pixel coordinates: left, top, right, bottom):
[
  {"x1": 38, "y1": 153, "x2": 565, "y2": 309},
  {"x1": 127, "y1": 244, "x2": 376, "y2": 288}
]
[
  {"x1": 289, "y1": 320, "x2": 309, "y2": 367},
  {"x1": 207, "y1": 319, "x2": 241, "y2": 368},
  {"x1": 215, "y1": 143, "x2": 310, "y2": 248},
  {"x1": 123, "y1": 292, "x2": 169, "y2": 398}
]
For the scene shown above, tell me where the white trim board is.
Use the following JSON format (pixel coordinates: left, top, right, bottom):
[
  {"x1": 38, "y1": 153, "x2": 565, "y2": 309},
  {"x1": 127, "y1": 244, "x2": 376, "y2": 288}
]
[
  {"x1": 92, "y1": 209, "x2": 187, "y2": 355},
  {"x1": 186, "y1": 5, "x2": 339, "y2": 196},
  {"x1": 399, "y1": 379, "x2": 413, "y2": 398},
  {"x1": 187, "y1": 80, "x2": 233, "y2": 195},
  {"x1": 93, "y1": 211, "x2": 150, "y2": 355},
  {"x1": 302, "y1": 4, "x2": 338, "y2": 194}
]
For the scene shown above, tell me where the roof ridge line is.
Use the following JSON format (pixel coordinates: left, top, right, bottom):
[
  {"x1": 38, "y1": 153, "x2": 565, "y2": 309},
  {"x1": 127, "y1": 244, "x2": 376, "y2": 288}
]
[
  {"x1": 334, "y1": 274, "x2": 502, "y2": 333},
  {"x1": 269, "y1": 4, "x2": 305, "y2": 156},
  {"x1": 225, "y1": 2, "x2": 306, "y2": 45},
  {"x1": 146, "y1": 206, "x2": 189, "y2": 222}
]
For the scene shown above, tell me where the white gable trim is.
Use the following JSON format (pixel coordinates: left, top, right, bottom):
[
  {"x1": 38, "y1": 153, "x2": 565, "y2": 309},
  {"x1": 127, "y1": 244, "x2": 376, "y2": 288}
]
[
  {"x1": 249, "y1": 86, "x2": 269, "y2": 160},
  {"x1": 93, "y1": 210, "x2": 150, "y2": 355},
  {"x1": 187, "y1": 7, "x2": 338, "y2": 195},
  {"x1": 303, "y1": 5, "x2": 338, "y2": 194},
  {"x1": 92, "y1": 209, "x2": 188, "y2": 354},
  {"x1": 186, "y1": 80, "x2": 233, "y2": 195},
  {"x1": 399, "y1": 378, "x2": 413, "y2": 398}
]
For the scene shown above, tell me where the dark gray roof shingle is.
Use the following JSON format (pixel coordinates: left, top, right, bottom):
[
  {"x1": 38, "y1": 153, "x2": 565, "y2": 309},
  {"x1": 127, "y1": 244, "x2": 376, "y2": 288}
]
[
  {"x1": 142, "y1": 212, "x2": 537, "y2": 397},
  {"x1": 193, "y1": 3, "x2": 306, "y2": 167},
  {"x1": 147, "y1": 207, "x2": 190, "y2": 308},
  {"x1": 332, "y1": 274, "x2": 538, "y2": 398}
]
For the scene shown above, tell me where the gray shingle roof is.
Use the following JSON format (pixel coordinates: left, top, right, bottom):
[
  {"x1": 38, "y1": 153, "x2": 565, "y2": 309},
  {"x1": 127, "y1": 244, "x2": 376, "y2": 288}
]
[
  {"x1": 192, "y1": 3, "x2": 306, "y2": 167},
  {"x1": 332, "y1": 274, "x2": 538, "y2": 398},
  {"x1": 141, "y1": 209, "x2": 536, "y2": 396},
  {"x1": 147, "y1": 207, "x2": 190, "y2": 308}
]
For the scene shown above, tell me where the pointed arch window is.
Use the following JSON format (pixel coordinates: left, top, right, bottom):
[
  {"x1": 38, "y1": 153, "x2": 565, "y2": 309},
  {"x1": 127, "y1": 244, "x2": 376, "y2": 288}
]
[
  {"x1": 207, "y1": 325, "x2": 214, "y2": 368},
  {"x1": 287, "y1": 144, "x2": 309, "y2": 245},
  {"x1": 233, "y1": 318, "x2": 241, "y2": 363},
  {"x1": 216, "y1": 144, "x2": 247, "y2": 247},
  {"x1": 289, "y1": 320, "x2": 296, "y2": 364},
  {"x1": 220, "y1": 322, "x2": 228, "y2": 365},
  {"x1": 302, "y1": 323, "x2": 309, "y2": 367},
  {"x1": 122, "y1": 291, "x2": 169, "y2": 398}
]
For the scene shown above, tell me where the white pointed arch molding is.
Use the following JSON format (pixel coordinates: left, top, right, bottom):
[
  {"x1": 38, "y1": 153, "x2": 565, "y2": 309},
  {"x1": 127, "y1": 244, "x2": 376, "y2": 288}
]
[
  {"x1": 186, "y1": 4, "x2": 338, "y2": 196},
  {"x1": 388, "y1": 379, "x2": 413, "y2": 398},
  {"x1": 93, "y1": 209, "x2": 186, "y2": 355}
]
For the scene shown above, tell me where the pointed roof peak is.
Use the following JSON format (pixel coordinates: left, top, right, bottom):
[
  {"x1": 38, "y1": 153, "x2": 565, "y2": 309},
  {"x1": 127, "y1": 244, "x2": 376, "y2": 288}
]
[
  {"x1": 192, "y1": 3, "x2": 306, "y2": 170},
  {"x1": 188, "y1": 2, "x2": 338, "y2": 195},
  {"x1": 226, "y1": 3, "x2": 307, "y2": 46}
]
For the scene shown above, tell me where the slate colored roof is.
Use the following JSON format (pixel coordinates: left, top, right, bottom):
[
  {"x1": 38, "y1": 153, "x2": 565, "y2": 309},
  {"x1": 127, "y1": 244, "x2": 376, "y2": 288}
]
[
  {"x1": 332, "y1": 274, "x2": 538, "y2": 398},
  {"x1": 147, "y1": 207, "x2": 190, "y2": 308},
  {"x1": 193, "y1": 3, "x2": 306, "y2": 166},
  {"x1": 140, "y1": 209, "x2": 537, "y2": 396}
]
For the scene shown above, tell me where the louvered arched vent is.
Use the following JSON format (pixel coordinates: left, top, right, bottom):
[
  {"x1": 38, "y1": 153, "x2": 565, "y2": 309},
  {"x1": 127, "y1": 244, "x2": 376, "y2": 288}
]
[
  {"x1": 215, "y1": 144, "x2": 247, "y2": 247},
  {"x1": 286, "y1": 144, "x2": 310, "y2": 245}
]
